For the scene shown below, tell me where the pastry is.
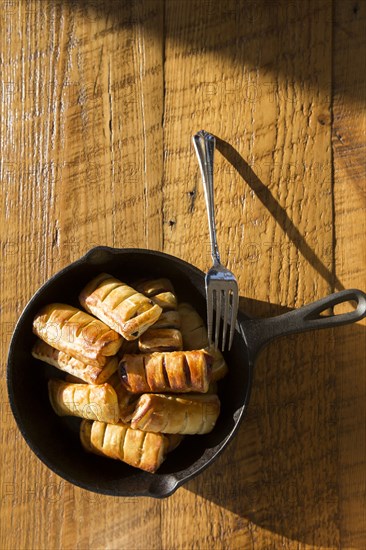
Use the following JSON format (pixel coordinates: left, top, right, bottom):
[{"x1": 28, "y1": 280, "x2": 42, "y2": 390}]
[
  {"x1": 178, "y1": 302, "x2": 208, "y2": 349},
  {"x1": 32, "y1": 339, "x2": 118, "y2": 384},
  {"x1": 178, "y1": 303, "x2": 228, "y2": 381},
  {"x1": 152, "y1": 310, "x2": 181, "y2": 329},
  {"x1": 80, "y1": 419, "x2": 171, "y2": 472},
  {"x1": 79, "y1": 273, "x2": 162, "y2": 340},
  {"x1": 119, "y1": 350, "x2": 213, "y2": 393},
  {"x1": 134, "y1": 278, "x2": 175, "y2": 296},
  {"x1": 129, "y1": 393, "x2": 221, "y2": 434},
  {"x1": 205, "y1": 344, "x2": 228, "y2": 382},
  {"x1": 136, "y1": 278, "x2": 182, "y2": 351},
  {"x1": 33, "y1": 303, "x2": 122, "y2": 367},
  {"x1": 138, "y1": 328, "x2": 183, "y2": 353},
  {"x1": 48, "y1": 379, "x2": 120, "y2": 423},
  {"x1": 134, "y1": 278, "x2": 177, "y2": 310}
]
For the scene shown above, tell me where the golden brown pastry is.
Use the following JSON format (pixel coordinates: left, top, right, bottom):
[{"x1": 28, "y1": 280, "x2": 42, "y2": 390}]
[
  {"x1": 129, "y1": 393, "x2": 221, "y2": 435},
  {"x1": 32, "y1": 339, "x2": 118, "y2": 384},
  {"x1": 79, "y1": 273, "x2": 162, "y2": 340},
  {"x1": 152, "y1": 310, "x2": 181, "y2": 329},
  {"x1": 48, "y1": 379, "x2": 120, "y2": 423},
  {"x1": 178, "y1": 303, "x2": 228, "y2": 381},
  {"x1": 206, "y1": 344, "x2": 228, "y2": 382},
  {"x1": 80, "y1": 419, "x2": 170, "y2": 472},
  {"x1": 134, "y1": 278, "x2": 175, "y2": 296},
  {"x1": 178, "y1": 302, "x2": 208, "y2": 349},
  {"x1": 134, "y1": 278, "x2": 177, "y2": 310},
  {"x1": 138, "y1": 328, "x2": 183, "y2": 353},
  {"x1": 119, "y1": 350, "x2": 213, "y2": 394},
  {"x1": 137, "y1": 278, "x2": 182, "y2": 351},
  {"x1": 33, "y1": 303, "x2": 122, "y2": 368}
]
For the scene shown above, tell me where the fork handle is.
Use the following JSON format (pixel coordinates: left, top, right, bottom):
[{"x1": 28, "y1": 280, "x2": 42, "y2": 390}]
[{"x1": 193, "y1": 130, "x2": 221, "y2": 266}]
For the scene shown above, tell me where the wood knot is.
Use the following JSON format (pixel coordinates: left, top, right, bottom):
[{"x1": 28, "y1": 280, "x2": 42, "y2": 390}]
[{"x1": 317, "y1": 113, "x2": 331, "y2": 126}]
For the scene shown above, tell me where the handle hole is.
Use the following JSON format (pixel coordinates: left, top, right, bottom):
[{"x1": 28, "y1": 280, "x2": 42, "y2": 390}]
[
  {"x1": 317, "y1": 300, "x2": 358, "y2": 319},
  {"x1": 333, "y1": 300, "x2": 358, "y2": 315},
  {"x1": 307, "y1": 300, "x2": 358, "y2": 320}
]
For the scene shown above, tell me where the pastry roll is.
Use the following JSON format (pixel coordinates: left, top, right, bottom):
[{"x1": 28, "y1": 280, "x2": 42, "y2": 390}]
[
  {"x1": 48, "y1": 379, "x2": 120, "y2": 423},
  {"x1": 80, "y1": 419, "x2": 170, "y2": 472},
  {"x1": 178, "y1": 303, "x2": 228, "y2": 381},
  {"x1": 134, "y1": 278, "x2": 177, "y2": 310},
  {"x1": 33, "y1": 303, "x2": 122, "y2": 368},
  {"x1": 32, "y1": 339, "x2": 118, "y2": 384},
  {"x1": 205, "y1": 345, "x2": 228, "y2": 382},
  {"x1": 119, "y1": 350, "x2": 213, "y2": 393},
  {"x1": 130, "y1": 393, "x2": 221, "y2": 435},
  {"x1": 178, "y1": 302, "x2": 208, "y2": 349},
  {"x1": 79, "y1": 273, "x2": 162, "y2": 340},
  {"x1": 137, "y1": 280, "x2": 182, "y2": 350},
  {"x1": 138, "y1": 328, "x2": 183, "y2": 353},
  {"x1": 134, "y1": 278, "x2": 175, "y2": 296},
  {"x1": 152, "y1": 310, "x2": 181, "y2": 329}
]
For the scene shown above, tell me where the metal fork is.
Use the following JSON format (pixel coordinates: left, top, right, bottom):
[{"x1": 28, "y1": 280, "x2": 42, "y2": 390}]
[{"x1": 193, "y1": 130, "x2": 239, "y2": 351}]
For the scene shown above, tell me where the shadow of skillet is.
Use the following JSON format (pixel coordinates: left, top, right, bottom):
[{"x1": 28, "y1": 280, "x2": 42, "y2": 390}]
[
  {"x1": 62, "y1": 0, "x2": 364, "y2": 106},
  {"x1": 184, "y1": 298, "x2": 366, "y2": 548},
  {"x1": 215, "y1": 136, "x2": 345, "y2": 293}
]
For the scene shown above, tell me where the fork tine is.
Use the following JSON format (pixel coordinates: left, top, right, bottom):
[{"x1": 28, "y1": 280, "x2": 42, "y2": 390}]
[
  {"x1": 206, "y1": 286, "x2": 214, "y2": 347},
  {"x1": 222, "y1": 290, "x2": 229, "y2": 351},
  {"x1": 214, "y1": 289, "x2": 222, "y2": 348},
  {"x1": 228, "y1": 285, "x2": 239, "y2": 350}
]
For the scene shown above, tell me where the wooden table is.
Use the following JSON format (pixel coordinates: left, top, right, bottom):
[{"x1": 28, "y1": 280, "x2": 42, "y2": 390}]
[{"x1": 1, "y1": 1, "x2": 365, "y2": 548}]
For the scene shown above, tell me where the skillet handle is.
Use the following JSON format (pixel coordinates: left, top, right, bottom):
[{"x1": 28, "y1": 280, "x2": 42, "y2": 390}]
[{"x1": 240, "y1": 289, "x2": 366, "y2": 359}]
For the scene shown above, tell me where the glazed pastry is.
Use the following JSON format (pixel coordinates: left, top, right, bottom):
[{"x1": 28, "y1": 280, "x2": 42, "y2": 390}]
[
  {"x1": 79, "y1": 273, "x2": 162, "y2": 340},
  {"x1": 48, "y1": 379, "x2": 120, "y2": 423},
  {"x1": 129, "y1": 393, "x2": 221, "y2": 435},
  {"x1": 138, "y1": 328, "x2": 183, "y2": 353},
  {"x1": 60, "y1": 371, "x2": 135, "y2": 418},
  {"x1": 134, "y1": 278, "x2": 175, "y2": 296},
  {"x1": 178, "y1": 302, "x2": 208, "y2": 349},
  {"x1": 33, "y1": 303, "x2": 122, "y2": 368},
  {"x1": 119, "y1": 350, "x2": 213, "y2": 394},
  {"x1": 137, "y1": 278, "x2": 182, "y2": 350},
  {"x1": 152, "y1": 310, "x2": 181, "y2": 329},
  {"x1": 205, "y1": 344, "x2": 228, "y2": 382},
  {"x1": 32, "y1": 339, "x2": 118, "y2": 384},
  {"x1": 80, "y1": 419, "x2": 171, "y2": 472},
  {"x1": 134, "y1": 278, "x2": 177, "y2": 310},
  {"x1": 178, "y1": 303, "x2": 228, "y2": 381}
]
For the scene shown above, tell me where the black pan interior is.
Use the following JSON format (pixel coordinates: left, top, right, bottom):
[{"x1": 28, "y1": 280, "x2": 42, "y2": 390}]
[{"x1": 7, "y1": 248, "x2": 252, "y2": 497}]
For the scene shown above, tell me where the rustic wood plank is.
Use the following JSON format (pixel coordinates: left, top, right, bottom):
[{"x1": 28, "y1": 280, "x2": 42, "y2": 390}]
[
  {"x1": 333, "y1": 1, "x2": 366, "y2": 548},
  {"x1": 162, "y1": 1, "x2": 338, "y2": 547},
  {"x1": 0, "y1": 1, "x2": 164, "y2": 549}
]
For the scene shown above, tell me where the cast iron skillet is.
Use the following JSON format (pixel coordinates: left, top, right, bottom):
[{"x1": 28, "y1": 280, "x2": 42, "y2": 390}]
[{"x1": 7, "y1": 247, "x2": 366, "y2": 497}]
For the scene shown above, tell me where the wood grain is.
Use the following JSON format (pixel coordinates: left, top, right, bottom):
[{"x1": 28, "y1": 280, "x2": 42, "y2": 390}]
[
  {"x1": 333, "y1": 1, "x2": 366, "y2": 548},
  {"x1": 0, "y1": 0, "x2": 364, "y2": 549}
]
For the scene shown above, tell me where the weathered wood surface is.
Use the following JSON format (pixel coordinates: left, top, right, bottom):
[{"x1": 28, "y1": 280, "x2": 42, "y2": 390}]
[{"x1": 0, "y1": 1, "x2": 364, "y2": 548}]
